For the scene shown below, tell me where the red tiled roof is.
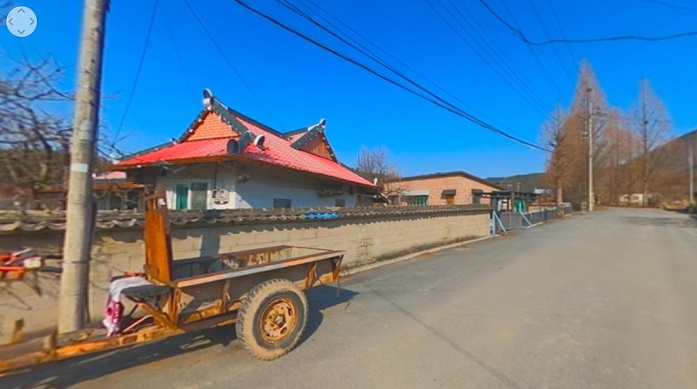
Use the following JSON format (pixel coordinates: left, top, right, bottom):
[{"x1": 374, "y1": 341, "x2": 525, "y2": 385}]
[
  {"x1": 287, "y1": 132, "x2": 306, "y2": 143},
  {"x1": 117, "y1": 100, "x2": 374, "y2": 188}
]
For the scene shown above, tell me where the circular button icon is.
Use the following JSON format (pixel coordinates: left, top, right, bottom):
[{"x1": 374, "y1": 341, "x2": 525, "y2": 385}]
[{"x1": 6, "y1": 6, "x2": 37, "y2": 38}]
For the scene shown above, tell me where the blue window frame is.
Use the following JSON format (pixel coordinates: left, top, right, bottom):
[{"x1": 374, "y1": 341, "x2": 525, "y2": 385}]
[{"x1": 409, "y1": 195, "x2": 428, "y2": 206}]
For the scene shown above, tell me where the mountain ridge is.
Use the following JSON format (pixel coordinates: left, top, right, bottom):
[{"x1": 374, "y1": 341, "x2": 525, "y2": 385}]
[{"x1": 486, "y1": 173, "x2": 543, "y2": 192}]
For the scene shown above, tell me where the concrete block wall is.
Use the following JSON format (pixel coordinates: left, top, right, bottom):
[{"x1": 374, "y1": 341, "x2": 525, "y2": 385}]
[{"x1": 0, "y1": 209, "x2": 491, "y2": 342}]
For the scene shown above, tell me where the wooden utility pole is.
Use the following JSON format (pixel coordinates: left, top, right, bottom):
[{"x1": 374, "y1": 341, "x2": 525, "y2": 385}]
[
  {"x1": 641, "y1": 114, "x2": 650, "y2": 208},
  {"x1": 587, "y1": 88, "x2": 594, "y2": 212},
  {"x1": 690, "y1": 144, "x2": 694, "y2": 209},
  {"x1": 58, "y1": 0, "x2": 109, "y2": 333}
]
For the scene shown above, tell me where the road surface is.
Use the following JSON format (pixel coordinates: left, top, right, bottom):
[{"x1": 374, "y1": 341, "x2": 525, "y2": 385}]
[{"x1": 3, "y1": 208, "x2": 697, "y2": 389}]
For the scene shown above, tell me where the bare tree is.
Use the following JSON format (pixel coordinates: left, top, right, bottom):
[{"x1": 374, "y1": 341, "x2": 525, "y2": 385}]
[
  {"x1": 0, "y1": 55, "x2": 73, "y2": 205},
  {"x1": 556, "y1": 61, "x2": 610, "y2": 208},
  {"x1": 632, "y1": 79, "x2": 672, "y2": 206},
  {"x1": 356, "y1": 146, "x2": 396, "y2": 178},
  {"x1": 599, "y1": 109, "x2": 637, "y2": 205},
  {"x1": 0, "y1": 54, "x2": 122, "y2": 209},
  {"x1": 539, "y1": 61, "x2": 679, "y2": 209},
  {"x1": 543, "y1": 106, "x2": 573, "y2": 216},
  {"x1": 355, "y1": 146, "x2": 408, "y2": 205}
]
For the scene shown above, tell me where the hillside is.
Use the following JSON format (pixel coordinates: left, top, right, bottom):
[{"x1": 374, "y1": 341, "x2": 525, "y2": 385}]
[
  {"x1": 648, "y1": 129, "x2": 697, "y2": 201},
  {"x1": 486, "y1": 173, "x2": 543, "y2": 192}
]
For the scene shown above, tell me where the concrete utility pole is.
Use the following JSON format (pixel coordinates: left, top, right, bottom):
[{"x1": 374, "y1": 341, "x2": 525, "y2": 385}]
[
  {"x1": 690, "y1": 144, "x2": 694, "y2": 209},
  {"x1": 58, "y1": 0, "x2": 109, "y2": 333},
  {"x1": 587, "y1": 88, "x2": 594, "y2": 212}
]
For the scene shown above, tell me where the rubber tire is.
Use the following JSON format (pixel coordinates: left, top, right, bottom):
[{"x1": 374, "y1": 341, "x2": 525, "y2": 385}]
[{"x1": 236, "y1": 278, "x2": 308, "y2": 361}]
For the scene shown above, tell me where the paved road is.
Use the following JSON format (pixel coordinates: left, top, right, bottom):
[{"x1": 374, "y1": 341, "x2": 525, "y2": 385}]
[{"x1": 3, "y1": 208, "x2": 697, "y2": 389}]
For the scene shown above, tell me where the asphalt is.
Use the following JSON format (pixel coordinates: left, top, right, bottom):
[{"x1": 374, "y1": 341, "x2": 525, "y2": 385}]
[{"x1": 3, "y1": 208, "x2": 697, "y2": 389}]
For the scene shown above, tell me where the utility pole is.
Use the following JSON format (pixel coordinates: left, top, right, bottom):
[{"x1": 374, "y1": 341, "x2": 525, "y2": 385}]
[
  {"x1": 587, "y1": 88, "x2": 594, "y2": 212},
  {"x1": 58, "y1": 0, "x2": 109, "y2": 333},
  {"x1": 690, "y1": 144, "x2": 694, "y2": 210}
]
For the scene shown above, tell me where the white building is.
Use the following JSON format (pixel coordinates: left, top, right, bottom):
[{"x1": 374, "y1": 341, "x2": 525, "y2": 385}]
[{"x1": 618, "y1": 193, "x2": 654, "y2": 206}]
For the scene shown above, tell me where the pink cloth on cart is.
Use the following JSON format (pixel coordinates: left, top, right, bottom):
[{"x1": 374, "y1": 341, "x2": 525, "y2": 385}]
[{"x1": 102, "y1": 276, "x2": 153, "y2": 336}]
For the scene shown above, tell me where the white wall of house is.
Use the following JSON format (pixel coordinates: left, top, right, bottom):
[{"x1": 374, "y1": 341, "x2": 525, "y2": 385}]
[
  {"x1": 155, "y1": 162, "x2": 357, "y2": 210},
  {"x1": 619, "y1": 193, "x2": 652, "y2": 205}
]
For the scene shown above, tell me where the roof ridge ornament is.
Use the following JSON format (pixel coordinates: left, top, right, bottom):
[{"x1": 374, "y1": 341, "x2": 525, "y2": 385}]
[
  {"x1": 203, "y1": 88, "x2": 214, "y2": 110},
  {"x1": 226, "y1": 130, "x2": 265, "y2": 155}
]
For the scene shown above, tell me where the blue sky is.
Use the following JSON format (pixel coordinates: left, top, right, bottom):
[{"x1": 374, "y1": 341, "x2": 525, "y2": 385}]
[{"x1": 2, "y1": 0, "x2": 697, "y2": 178}]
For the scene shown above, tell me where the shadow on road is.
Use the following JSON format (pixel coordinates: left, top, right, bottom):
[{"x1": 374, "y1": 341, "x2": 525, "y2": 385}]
[{"x1": 0, "y1": 285, "x2": 358, "y2": 389}]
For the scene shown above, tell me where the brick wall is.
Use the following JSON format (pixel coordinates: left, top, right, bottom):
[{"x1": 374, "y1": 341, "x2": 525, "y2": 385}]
[
  {"x1": 0, "y1": 208, "x2": 491, "y2": 342},
  {"x1": 387, "y1": 174, "x2": 501, "y2": 206}
]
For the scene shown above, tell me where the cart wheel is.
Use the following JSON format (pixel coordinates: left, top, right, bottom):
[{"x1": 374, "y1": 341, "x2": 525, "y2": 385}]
[{"x1": 236, "y1": 278, "x2": 308, "y2": 361}]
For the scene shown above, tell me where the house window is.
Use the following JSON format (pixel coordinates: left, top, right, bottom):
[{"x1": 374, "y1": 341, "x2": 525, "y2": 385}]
[
  {"x1": 97, "y1": 190, "x2": 143, "y2": 211},
  {"x1": 335, "y1": 199, "x2": 346, "y2": 207},
  {"x1": 174, "y1": 182, "x2": 209, "y2": 210},
  {"x1": 441, "y1": 189, "x2": 456, "y2": 205},
  {"x1": 124, "y1": 191, "x2": 141, "y2": 210},
  {"x1": 107, "y1": 193, "x2": 123, "y2": 210},
  {"x1": 409, "y1": 195, "x2": 428, "y2": 206},
  {"x1": 471, "y1": 189, "x2": 484, "y2": 204},
  {"x1": 273, "y1": 198, "x2": 292, "y2": 209}
]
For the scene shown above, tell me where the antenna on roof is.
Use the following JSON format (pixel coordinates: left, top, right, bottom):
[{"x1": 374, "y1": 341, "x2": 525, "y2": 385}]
[{"x1": 203, "y1": 89, "x2": 214, "y2": 109}]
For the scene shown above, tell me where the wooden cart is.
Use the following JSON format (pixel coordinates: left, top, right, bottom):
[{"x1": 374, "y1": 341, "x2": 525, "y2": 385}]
[{"x1": 0, "y1": 196, "x2": 344, "y2": 376}]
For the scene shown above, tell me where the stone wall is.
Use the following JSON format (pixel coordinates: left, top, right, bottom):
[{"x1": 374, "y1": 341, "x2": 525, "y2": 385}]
[{"x1": 0, "y1": 207, "x2": 491, "y2": 342}]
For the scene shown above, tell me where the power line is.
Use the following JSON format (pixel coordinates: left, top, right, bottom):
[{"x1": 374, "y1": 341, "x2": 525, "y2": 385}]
[
  {"x1": 114, "y1": 0, "x2": 159, "y2": 141},
  {"x1": 478, "y1": 0, "x2": 697, "y2": 45},
  {"x1": 158, "y1": 2, "x2": 197, "y2": 103},
  {"x1": 283, "y1": 0, "x2": 516, "y2": 128},
  {"x1": 424, "y1": 0, "x2": 550, "y2": 115},
  {"x1": 296, "y1": 0, "x2": 508, "y2": 128},
  {"x1": 273, "y1": 0, "x2": 548, "y2": 150},
  {"x1": 523, "y1": 0, "x2": 575, "y2": 84},
  {"x1": 426, "y1": 0, "x2": 546, "y2": 114},
  {"x1": 427, "y1": 0, "x2": 551, "y2": 115},
  {"x1": 498, "y1": 0, "x2": 564, "y2": 100},
  {"x1": 276, "y1": 0, "x2": 475, "y2": 116},
  {"x1": 545, "y1": 0, "x2": 578, "y2": 72},
  {"x1": 231, "y1": 0, "x2": 551, "y2": 152},
  {"x1": 181, "y1": 0, "x2": 282, "y2": 129}
]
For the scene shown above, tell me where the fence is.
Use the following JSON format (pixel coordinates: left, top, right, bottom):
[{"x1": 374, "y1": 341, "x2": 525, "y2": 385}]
[{"x1": 491, "y1": 204, "x2": 572, "y2": 235}]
